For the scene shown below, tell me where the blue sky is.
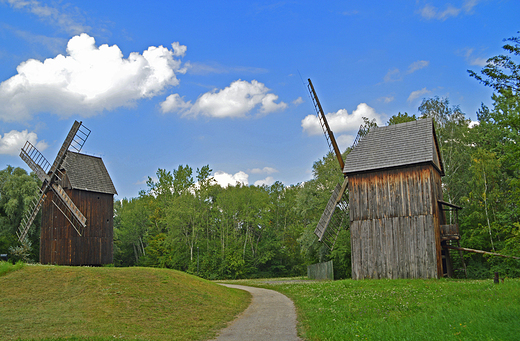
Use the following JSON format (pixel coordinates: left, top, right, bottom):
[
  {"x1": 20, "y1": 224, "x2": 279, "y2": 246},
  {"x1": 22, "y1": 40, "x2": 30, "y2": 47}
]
[{"x1": 0, "y1": 0, "x2": 518, "y2": 199}]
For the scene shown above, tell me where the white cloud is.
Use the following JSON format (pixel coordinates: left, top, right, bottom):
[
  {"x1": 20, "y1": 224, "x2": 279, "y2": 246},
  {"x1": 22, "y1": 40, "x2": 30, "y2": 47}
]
[
  {"x1": 302, "y1": 103, "x2": 383, "y2": 136},
  {"x1": 407, "y1": 60, "x2": 429, "y2": 73},
  {"x1": 170, "y1": 42, "x2": 187, "y2": 57},
  {"x1": 469, "y1": 57, "x2": 487, "y2": 67},
  {"x1": 7, "y1": 25, "x2": 66, "y2": 54},
  {"x1": 250, "y1": 167, "x2": 278, "y2": 174},
  {"x1": 160, "y1": 94, "x2": 192, "y2": 113},
  {"x1": 161, "y1": 79, "x2": 287, "y2": 118},
  {"x1": 384, "y1": 68, "x2": 401, "y2": 82},
  {"x1": 336, "y1": 134, "x2": 356, "y2": 150},
  {"x1": 0, "y1": 129, "x2": 48, "y2": 155},
  {"x1": 292, "y1": 97, "x2": 304, "y2": 106},
  {"x1": 213, "y1": 171, "x2": 249, "y2": 187},
  {"x1": 4, "y1": 0, "x2": 90, "y2": 35},
  {"x1": 379, "y1": 96, "x2": 394, "y2": 103},
  {"x1": 469, "y1": 121, "x2": 479, "y2": 128},
  {"x1": 0, "y1": 34, "x2": 186, "y2": 122},
  {"x1": 463, "y1": 0, "x2": 480, "y2": 12},
  {"x1": 254, "y1": 176, "x2": 275, "y2": 187},
  {"x1": 407, "y1": 88, "x2": 431, "y2": 103},
  {"x1": 419, "y1": 1, "x2": 479, "y2": 20},
  {"x1": 385, "y1": 60, "x2": 429, "y2": 82},
  {"x1": 302, "y1": 103, "x2": 383, "y2": 152},
  {"x1": 461, "y1": 48, "x2": 487, "y2": 67}
]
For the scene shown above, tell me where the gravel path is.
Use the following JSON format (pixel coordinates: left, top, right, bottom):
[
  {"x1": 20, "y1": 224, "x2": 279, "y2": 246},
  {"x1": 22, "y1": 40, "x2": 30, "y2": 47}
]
[{"x1": 211, "y1": 284, "x2": 301, "y2": 341}]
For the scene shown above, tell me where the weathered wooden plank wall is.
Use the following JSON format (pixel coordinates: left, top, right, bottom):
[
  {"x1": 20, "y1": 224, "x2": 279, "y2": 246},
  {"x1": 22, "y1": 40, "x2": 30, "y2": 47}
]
[
  {"x1": 349, "y1": 164, "x2": 443, "y2": 279},
  {"x1": 40, "y1": 189, "x2": 113, "y2": 265}
]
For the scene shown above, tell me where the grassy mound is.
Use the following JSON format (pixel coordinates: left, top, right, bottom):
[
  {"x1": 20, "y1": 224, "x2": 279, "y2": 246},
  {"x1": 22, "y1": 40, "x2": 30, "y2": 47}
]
[{"x1": 0, "y1": 265, "x2": 250, "y2": 340}]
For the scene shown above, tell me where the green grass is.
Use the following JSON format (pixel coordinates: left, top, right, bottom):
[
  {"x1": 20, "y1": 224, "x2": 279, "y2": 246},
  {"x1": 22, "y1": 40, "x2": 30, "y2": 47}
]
[
  {"x1": 222, "y1": 277, "x2": 520, "y2": 341},
  {"x1": 0, "y1": 265, "x2": 250, "y2": 341},
  {"x1": 0, "y1": 261, "x2": 25, "y2": 277}
]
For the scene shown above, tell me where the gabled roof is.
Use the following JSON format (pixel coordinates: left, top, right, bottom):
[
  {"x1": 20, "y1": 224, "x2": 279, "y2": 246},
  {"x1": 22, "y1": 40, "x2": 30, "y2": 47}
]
[
  {"x1": 62, "y1": 152, "x2": 117, "y2": 195},
  {"x1": 343, "y1": 118, "x2": 444, "y2": 175}
]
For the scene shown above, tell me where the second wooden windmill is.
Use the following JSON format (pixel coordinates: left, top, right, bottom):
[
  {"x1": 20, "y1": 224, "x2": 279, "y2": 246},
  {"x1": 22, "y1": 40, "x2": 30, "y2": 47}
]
[
  {"x1": 18, "y1": 121, "x2": 117, "y2": 265},
  {"x1": 309, "y1": 79, "x2": 468, "y2": 279}
]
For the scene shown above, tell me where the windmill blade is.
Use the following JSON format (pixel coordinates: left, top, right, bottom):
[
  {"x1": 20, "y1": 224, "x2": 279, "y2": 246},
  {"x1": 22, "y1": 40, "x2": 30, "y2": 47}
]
[
  {"x1": 17, "y1": 191, "x2": 46, "y2": 242},
  {"x1": 314, "y1": 176, "x2": 349, "y2": 250},
  {"x1": 49, "y1": 121, "x2": 90, "y2": 180},
  {"x1": 307, "y1": 79, "x2": 345, "y2": 172},
  {"x1": 20, "y1": 141, "x2": 51, "y2": 183},
  {"x1": 50, "y1": 183, "x2": 87, "y2": 230}
]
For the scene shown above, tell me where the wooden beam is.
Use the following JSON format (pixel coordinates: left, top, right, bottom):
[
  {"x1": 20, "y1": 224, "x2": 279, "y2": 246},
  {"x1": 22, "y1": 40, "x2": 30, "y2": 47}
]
[{"x1": 444, "y1": 244, "x2": 520, "y2": 260}]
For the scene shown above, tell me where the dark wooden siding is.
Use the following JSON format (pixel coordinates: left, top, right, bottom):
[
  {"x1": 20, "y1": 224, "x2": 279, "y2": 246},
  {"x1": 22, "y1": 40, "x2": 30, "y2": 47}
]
[
  {"x1": 40, "y1": 189, "x2": 113, "y2": 265},
  {"x1": 349, "y1": 164, "x2": 443, "y2": 279}
]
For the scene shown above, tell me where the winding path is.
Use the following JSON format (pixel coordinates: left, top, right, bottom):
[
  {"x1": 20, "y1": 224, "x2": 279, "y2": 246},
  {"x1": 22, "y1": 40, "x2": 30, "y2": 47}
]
[{"x1": 211, "y1": 284, "x2": 301, "y2": 341}]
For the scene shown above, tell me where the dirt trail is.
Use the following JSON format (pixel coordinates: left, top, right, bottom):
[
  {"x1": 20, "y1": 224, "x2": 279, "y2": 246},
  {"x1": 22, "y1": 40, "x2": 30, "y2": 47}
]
[{"x1": 211, "y1": 284, "x2": 301, "y2": 341}]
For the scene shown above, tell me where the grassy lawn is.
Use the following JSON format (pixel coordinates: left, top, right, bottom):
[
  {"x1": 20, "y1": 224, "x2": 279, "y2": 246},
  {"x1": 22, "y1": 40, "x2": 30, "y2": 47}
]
[
  {"x1": 0, "y1": 263, "x2": 250, "y2": 341},
  {"x1": 222, "y1": 277, "x2": 520, "y2": 341}
]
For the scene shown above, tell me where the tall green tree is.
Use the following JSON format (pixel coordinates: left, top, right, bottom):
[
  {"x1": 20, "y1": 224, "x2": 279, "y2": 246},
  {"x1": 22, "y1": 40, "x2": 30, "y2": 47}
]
[
  {"x1": 113, "y1": 196, "x2": 152, "y2": 266},
  {"x1": 419, "y1": 96, "x2": 472, "y2": 208},
  {"x1": 0, "y1": 166, "x2": 41, "y2": 261},
  {"x1": 468, "y1": 32, "x2": 520, "y2": 94}
]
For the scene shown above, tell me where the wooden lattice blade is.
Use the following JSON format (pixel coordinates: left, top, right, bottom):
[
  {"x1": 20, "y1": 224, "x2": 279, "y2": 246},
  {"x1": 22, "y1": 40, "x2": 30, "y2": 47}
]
[
  {"x1": 307, "y1": 79, "x2": 345, "y2": 171},
  {"x1": 314, "y1": 176, "x2": 349, "y2": 249},
  {"x1": 17, "y1": 192, "x2": 46, "y2": 242},
  {"x1": 19, "y1": 142, "x2": 51, "y2": 183},
  {"x1": 49, "y1": 121, "x2": 82, "y2": 176}
]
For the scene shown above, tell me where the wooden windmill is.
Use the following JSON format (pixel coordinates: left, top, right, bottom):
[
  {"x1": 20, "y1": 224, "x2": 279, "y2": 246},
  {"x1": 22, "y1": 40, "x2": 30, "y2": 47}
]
[
  {"x1": 310, "y1": 81, "x2": 520, "y2": 279},
  {"x1": 18, "y1": 121, "x2": 117, "y2": 265}
]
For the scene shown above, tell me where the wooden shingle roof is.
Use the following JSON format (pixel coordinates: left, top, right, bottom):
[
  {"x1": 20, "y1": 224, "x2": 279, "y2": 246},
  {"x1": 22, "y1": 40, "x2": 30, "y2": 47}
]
[
  {"x1": 63, "y1": 152, "x2": 117, "y2": 195},
  {"x1": 343, "y1": 118, "x2": 444, "y2": 175}
]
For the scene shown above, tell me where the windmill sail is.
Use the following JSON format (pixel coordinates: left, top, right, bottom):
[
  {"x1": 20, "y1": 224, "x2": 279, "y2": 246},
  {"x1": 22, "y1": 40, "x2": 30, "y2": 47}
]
[
  {"x1": 314, "y1": 176, "x2": 349, "y2": 250},
  {"x1": 17, "y1": 121, "x2": 90, "y2": 243},
  {"x1": 308, "y1": 78, "x2": 345, "y2": 172},
  {"x1": 20, "y1": 141, "x2": 52, "y2": 183},
  {"x1": 307, "y1": 79, "x2": 350, "y2": 249},
  {"x1": 17, "y1": 191, "x2": 46, "y2": 242}
]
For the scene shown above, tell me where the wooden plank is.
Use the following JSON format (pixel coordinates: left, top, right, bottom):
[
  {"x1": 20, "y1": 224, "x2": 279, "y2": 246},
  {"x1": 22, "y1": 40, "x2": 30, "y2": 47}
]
[
  {"x1": 413, "y1": 215, "x2": 420, "y2": 278},
  {"x1": 392, "y1": 216, "x2": 399, "y2": 278},
  {"x1": 362, "y1": 219, "x2": 370, "y2": 279},
  {"x1": 351, "y1": 221, "x2": 359, "y2": 279},
  {"x1": 372, "y1": 219, "x2": 378, "y2": 279},
  {"x1": 427, "y1": 214, "x2": 436, "y2": 278},
  {"x1": 377, "y1": 219, "x2": 385, "y2": 279},
  {"x1": 418, "y1": 215, "x2": 423, "y2": 278}
]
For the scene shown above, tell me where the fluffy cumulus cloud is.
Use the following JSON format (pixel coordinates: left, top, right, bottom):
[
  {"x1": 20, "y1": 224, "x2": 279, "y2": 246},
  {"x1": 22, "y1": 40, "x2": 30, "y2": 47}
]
[
  {"x1": 213, "y1": 171, "x2": 249, "y2": 188},
  {"x1": 0, "y1": 34, "x2": 186, "y2": 122},
  {"x1": 161, "y1": 79, "x2": 287, "y2": 118},
  {"x1": 254, "y1": 176, "x2": 275, "y2": 187},
  {"x1": 302, "y1": 103, "x2": 383, "y2": 150},
  {"x1": 0, "y1": 129, "x2": 48, "y2": 155},
  {"x1": 302, "y1": 103, "x2": 382, "y2": 136}
]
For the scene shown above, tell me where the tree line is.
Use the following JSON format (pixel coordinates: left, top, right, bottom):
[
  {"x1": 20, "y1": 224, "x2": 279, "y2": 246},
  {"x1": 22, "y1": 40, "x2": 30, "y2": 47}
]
[{"x1": 1, "y1": 32, "x2": 519, "y2": 279}]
